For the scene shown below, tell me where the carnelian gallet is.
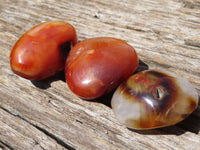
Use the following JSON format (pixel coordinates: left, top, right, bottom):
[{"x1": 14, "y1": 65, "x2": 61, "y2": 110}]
[
  {"x1": 111, "y1": 70, "x2": 199, "y2": 130},
  {"x1": 10, "y1": 21, "x2": 77, "y2": 80},
  {"x1": 65, "y1": 37, "x2": 139, "y2": 100}
]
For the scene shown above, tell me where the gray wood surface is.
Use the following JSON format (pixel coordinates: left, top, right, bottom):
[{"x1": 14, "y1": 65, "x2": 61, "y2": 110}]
[{"x1": 0, "y1": 0, "x2": 200, "y2": 149}]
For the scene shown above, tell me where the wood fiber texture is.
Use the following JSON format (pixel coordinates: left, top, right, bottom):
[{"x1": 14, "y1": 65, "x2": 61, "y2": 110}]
[{"x1": 0, "y1": 0, "x2": 200, "y2": 149}]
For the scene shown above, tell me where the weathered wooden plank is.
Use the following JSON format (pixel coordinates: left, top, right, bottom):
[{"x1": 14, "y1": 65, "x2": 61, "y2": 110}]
[
  {"x1": 0, "y1": 0, "x2": 200, "y2": 149},
  {"x1": 0, "y1": 70, "x2": 200, "y2": 149},
  {"x1": 0, "y1": 107, "x2": 67, "y2": 150},
  {"x1": 0, "y1": 141, "x2": 12, "y2": 150}
]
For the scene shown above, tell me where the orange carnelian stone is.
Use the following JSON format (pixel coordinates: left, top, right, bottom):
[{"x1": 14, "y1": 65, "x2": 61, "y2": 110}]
[
  {"x1": 65, "y1": 37, "x2": 139, "y2": 100},
  {"x1": 10, "y1": 21, "x2": 77, "y2": 80}
]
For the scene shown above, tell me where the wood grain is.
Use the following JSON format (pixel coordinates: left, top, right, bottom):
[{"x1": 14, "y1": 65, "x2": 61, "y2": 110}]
[{"x1": 0, "y1": 0, "x2": 200, "y2": 149}]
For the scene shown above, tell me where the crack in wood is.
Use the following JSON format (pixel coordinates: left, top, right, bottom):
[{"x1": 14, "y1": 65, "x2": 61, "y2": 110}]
[
  {"x1": 75, "y1": 119, "x2": 83, "y2": 124},
  {"x1": 184, "y1": 39, "x2": 200, "y2": 48},
  {"x1": 0, "y1": 106, "x2": 75, "y2": 150},
  {"x1": 33, "y1": 126, "x2": 75, "y2": 150},
  {"x1": 0, "y1": 141, "x2": 14, "y2": 150}
]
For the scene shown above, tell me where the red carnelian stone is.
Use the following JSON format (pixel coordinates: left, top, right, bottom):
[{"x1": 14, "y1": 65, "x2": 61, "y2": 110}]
[
  {"x1": 65, "y1": 37, "x2": 139, "y2": 100},
  {"x1": 10, "y1": 21, "x2": 77, "y2": 80}
]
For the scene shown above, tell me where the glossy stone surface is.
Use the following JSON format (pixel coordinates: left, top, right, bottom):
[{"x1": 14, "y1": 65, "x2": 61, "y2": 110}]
[
  {"x1": 111, "y1": 70, "x2": 199, "y2": 130},
  {"x1": 10, "y1": 21, "x2": 77, "y2": 80},
  {"x1": 65, "y1": 37, "x2": 139, "y2": 100}
]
